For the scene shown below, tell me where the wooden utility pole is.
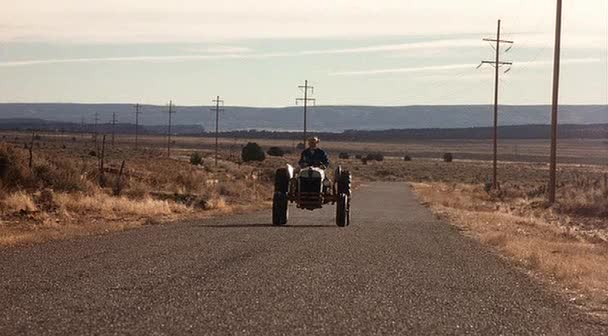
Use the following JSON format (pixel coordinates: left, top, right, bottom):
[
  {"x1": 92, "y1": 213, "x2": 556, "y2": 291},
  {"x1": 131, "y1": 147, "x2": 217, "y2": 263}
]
[
  {"x1": 548, "y1": 0, "x2": 563, "y2": 204},
  {"x1": 166, "y1": 101, "x2": 175, "y2": 157},
  {"x1": 93, "y1": 112, "x2": 100, "y2": 149},
  {"x1": 481, "y1": 20, "x2": 514, "y2": 190},
  {"x1": 296, "y1": 80, "x2": 316, "y2": 145},
  {"x1": 80, "y1": 116, "x2": 85, "y2": 140},
  {"x1": 29, "y1": 130, "x2": 35, "y2": 169},
  {"x1": 211, "y1": 96, "x2": 224, "y2": 166},
  {"x1": 111, "y1": 112, "x2": 117, "y2": 148},
  {"x1": 134, "y1": 103, "x2": 142, "y2": 150}
]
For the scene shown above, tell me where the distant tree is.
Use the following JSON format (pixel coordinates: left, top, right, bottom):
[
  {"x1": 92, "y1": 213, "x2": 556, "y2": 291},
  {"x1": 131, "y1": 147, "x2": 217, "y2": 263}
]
[
  {"x1": 241, "y1": 142, "x2": 266, "y2": 162},
  {"x1": 403, "y1": 155, "x2": 412, "y2": 161},
  {"x1": 443, "y1": 153, "x2": 453, "y2": 162},
  {"x1": 267, "y1": 146, "x2": 285, "y2": 157},
  {"x1": 339, "y1": 152, "x2": 350, "y2": 160},
  {"x1": 190, "y1": 152, "x2": 204, "y2": 166}
]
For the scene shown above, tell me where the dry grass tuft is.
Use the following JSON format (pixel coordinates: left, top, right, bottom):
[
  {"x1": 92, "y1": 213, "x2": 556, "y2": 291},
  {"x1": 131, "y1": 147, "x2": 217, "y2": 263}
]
[
  {"x1": 2, "y1": 191, "x2": 37, "y2": 213},
  {"x1": 55, "y1": 192, "x2": 191, "y2": 217}
]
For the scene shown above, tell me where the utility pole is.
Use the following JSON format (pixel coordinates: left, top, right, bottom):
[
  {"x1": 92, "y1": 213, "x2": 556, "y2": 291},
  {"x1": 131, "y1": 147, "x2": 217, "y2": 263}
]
[
  {"x1": 481, "y1": 19, "x2": 514, "y2": 190},
  {"x1": 211, "y1": 96, "x2": 224, "y2": 166},
  {"x1": 295, "y1": 80, "x2": 316, "y2": 145},
  {"x1": 134, "y1": 103, "x2": 142, "y2": 150},
  {"x1": 80, "y1": 116, "x2": 85, "y2": 140},
  {"x1": 111, "y1": 112, "x2": 117, "y2": 148},
  {"x1": 548, "y1": 0, "x2": 563, "y2": 204},
  {"x1": 93, "y1": 112, "x2": 100, "y2": 149},
  {"x1": 166, "y1": 101, "x2": 175, "y2": 157}
]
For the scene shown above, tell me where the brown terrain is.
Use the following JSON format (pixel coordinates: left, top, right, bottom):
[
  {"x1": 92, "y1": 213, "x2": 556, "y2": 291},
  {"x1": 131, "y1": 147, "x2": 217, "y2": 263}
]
[{"x1": 0, "y1": 130, "x2": 607, "y2": 319}]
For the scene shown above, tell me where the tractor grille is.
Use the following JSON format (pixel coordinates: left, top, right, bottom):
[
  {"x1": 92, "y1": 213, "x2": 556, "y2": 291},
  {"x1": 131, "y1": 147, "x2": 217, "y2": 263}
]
[
  {"x1": 299, "y1": 178, "x2": 321, "y2": 193},
  {"x1": 299, "y1": 178, "x2": 322, "y2": 208}
]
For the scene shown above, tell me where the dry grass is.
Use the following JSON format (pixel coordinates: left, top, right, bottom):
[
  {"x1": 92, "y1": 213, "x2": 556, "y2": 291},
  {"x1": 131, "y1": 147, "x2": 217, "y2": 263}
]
[
  {"x1": 0, "y1": 140, "x2": 277, "y2": 246},
  {"x1": 413, "y1": 182, "x2": 608, "y2": 316},
  {"x1": 2, "y1": 191, "x2": 37, "y2": 213}
]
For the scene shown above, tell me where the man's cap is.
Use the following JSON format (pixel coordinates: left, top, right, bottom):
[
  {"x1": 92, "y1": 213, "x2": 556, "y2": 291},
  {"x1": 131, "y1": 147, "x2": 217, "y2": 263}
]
[{"x1": 308, "y1": 137, "x2": 320, "y2": 143}]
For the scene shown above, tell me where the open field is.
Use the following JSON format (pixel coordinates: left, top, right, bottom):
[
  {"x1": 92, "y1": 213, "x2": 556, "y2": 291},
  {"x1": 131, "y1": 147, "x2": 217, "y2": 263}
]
[
  {"x1": 2, "y1": 130, "x2": 607, "y2": 165},
  {"x1": 1, "y1": 129, "x2": 607, "y2": 317}
]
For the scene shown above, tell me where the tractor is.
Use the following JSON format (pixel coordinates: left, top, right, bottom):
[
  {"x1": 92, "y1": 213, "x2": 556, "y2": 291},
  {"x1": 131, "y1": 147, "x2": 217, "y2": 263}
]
[{"x1": 272, "y1": 164, "x2": 352, "y2": 227}]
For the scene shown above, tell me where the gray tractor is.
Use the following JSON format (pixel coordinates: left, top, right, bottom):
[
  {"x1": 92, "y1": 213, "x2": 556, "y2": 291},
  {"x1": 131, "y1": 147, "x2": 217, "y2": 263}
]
[{"x1": 272, "y1": 164, "x2": 352, "y2": 227}]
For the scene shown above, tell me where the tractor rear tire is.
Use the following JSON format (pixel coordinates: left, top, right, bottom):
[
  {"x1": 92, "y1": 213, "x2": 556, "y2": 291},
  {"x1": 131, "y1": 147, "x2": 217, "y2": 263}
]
[
  {"x1": 272, "y1": 192, "x2": 288, "y2": 226},
  {"x1": 336, "y1": 193, "x2": 350, "y2": 227}
]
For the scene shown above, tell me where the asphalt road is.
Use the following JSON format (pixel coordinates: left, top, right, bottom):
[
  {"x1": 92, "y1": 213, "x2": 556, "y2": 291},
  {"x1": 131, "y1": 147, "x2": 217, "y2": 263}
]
[{"x1": 1, "y1": 182, "x2": 605, "y2": 335}]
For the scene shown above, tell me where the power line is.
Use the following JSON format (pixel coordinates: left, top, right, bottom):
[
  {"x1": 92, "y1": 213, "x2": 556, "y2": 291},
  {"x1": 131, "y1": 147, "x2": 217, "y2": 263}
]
[
  {"x1": 211, "y1": 96, "x2": 224, "y2": 167},
  {"x1": 295, "y1": 80, "x2": 316, "y2": 145},
  {"x1": 480, "y1": 19, "x2": 514, "y2": 190}
]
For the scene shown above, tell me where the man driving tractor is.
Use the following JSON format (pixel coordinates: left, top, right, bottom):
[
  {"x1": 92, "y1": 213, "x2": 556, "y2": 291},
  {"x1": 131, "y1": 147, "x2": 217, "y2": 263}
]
[{"x1": 299, "y1": 137, "x2": 329, "y2": 168}]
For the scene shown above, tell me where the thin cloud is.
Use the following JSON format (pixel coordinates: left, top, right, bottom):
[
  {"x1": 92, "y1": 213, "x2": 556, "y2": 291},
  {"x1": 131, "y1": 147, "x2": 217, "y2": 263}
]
[
  {"x1": 330, "y1": 64, "x2": 478, "y2": 76},
  {"x1": 0, "y1": 39, "x2": 486, "y2": 67},
  {"x1": 330, "y1": 58, "x2": 602, "y2": 76}
]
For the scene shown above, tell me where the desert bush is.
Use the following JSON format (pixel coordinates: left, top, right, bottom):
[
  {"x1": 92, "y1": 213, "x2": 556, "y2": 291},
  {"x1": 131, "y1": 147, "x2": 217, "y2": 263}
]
[
  {"x1": 88, "y1": 150, "x2": 97, "y2": 157},
  {"x1": 339, "y1": 152, "x2": 350, "y2": 160},
  {"x1": 355, "y1": 154, "x2": 362, "y2": 160},
  {"x1": 0, "y1": 144, "x2": 31, "y2": 189},
  {"x1": 443, "y1": 153, "x2": 453, "y2": 162},
  {"x1": 366, "y1": 153, "x2": 384, "y2": 162},
  {"x1": 242, "y1": 143, "x2": 265, "y2": 162},
  {"x1": 32, "y1": 159, "x2": 87, "y2": 192},
  {"x1": 172, "y1": 169, "x2": 206, "y2": 193},
  {"x1": 190, "y1": 152, "x2": 204, "y2": 166},
  {"x1": 296, "y1": 143, "x2": 305, "y2": 150},
  {"x1": 403, "y1": 155, "x2": 412, "y2": 161},
  {"x1": 267, "y1": 147, "x2": 285, "y2": 157}
]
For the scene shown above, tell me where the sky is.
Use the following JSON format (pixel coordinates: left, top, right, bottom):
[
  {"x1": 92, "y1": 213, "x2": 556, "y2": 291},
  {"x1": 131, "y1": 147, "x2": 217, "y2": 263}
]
[{"x1": 0, "y1": 0, "x2": 607, "y2": 107}]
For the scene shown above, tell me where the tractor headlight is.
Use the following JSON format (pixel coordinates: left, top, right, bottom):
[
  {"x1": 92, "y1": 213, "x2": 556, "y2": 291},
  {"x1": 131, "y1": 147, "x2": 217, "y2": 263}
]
[{"x1": 323, "y1": 179, "x2": 331, "y2": 187}]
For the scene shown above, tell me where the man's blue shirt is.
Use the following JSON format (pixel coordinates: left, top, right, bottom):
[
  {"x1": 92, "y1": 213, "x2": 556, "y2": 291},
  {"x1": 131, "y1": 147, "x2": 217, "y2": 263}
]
[{"x1": 299, "y1": 148, "x2": 330, "y2": 168}]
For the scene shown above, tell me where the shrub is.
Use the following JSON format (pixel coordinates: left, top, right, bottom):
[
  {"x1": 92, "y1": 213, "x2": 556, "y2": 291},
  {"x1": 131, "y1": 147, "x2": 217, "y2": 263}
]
[
  {"x1": 241, "y1": 142, "x2": 266, "y2": 162},
  {"x1": 403, "y1": 155, "x2": 412, "y2": 161},
  {"x1": 296, "y1": 143, "x2": 305, "y2": 150},
  {"x1": 32, "y1": 159, "x2": 86, "y2": 192},
  {"x1": 443, "y1": 153, "x2": 453, "y2": 162},
  {"x1": 355, "y1": 154, "x2": 362, "y2": 160},
  {"x1": 339, "y1": 152, "x2": 350, "y2": 160},
  {"x1": 0, "y1": 144, "x2": 31, "y2": 189},
  {"x1": 190, "y1": 152, "x2": 204, "y2": 166},
  {"x1": 88, "y1": 150, "x2": 97, "y2": 157},
  {"x1": 267, "y1": 147, "x2": 285, "y2": 157},
  {"x1": 366, "y1": 153, "x2": 384, "y2": 162}
]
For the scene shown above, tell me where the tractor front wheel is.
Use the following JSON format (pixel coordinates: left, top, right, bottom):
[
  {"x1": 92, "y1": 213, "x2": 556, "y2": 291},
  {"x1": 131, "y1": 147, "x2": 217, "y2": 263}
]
[{"x1": 336, "y1": 193, "x2": 350, "y2": 227}]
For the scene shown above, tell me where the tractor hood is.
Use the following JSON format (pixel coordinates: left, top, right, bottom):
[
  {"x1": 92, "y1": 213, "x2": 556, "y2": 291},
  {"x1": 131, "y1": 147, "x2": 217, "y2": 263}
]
[{"x1": 298, "y1": 166, "x2": 325, "y2": 180}]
